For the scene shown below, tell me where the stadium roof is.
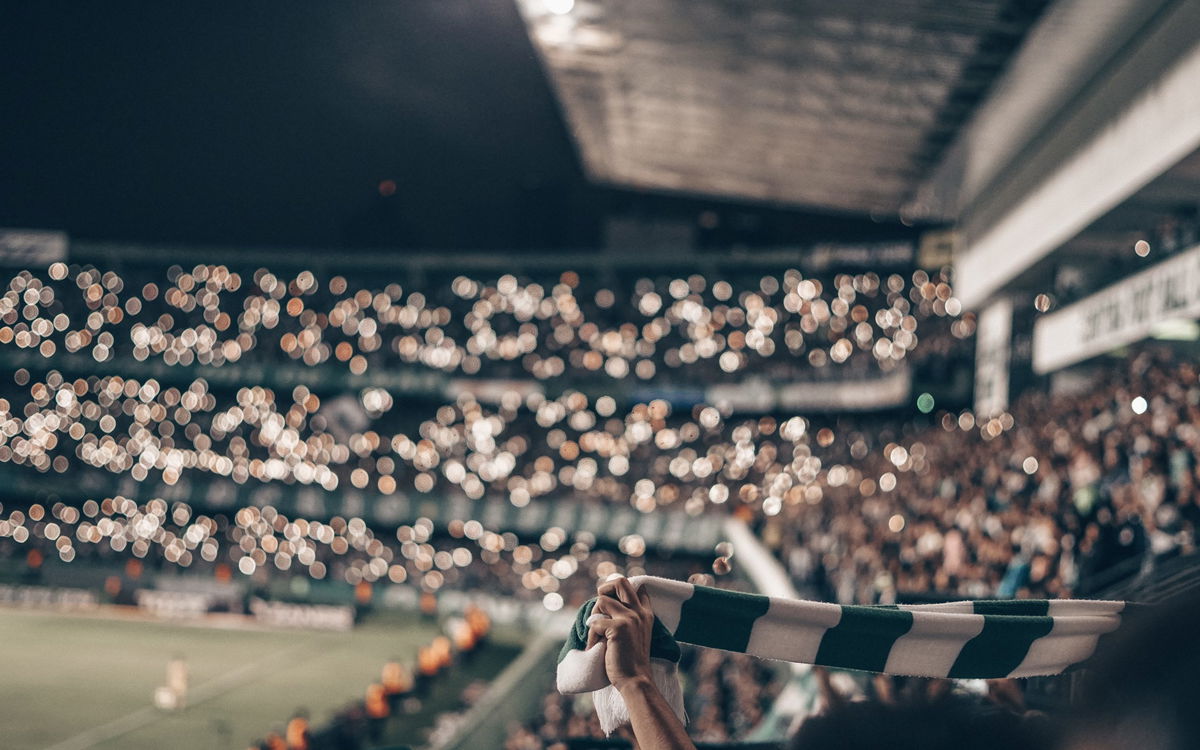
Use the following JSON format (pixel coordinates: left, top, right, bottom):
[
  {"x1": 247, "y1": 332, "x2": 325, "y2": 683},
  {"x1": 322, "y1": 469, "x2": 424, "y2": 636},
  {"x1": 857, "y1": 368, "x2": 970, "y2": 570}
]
[
  {"x1": 515, "y1": 0, "x2": 1050, "y2": 216},
  {"x1": 2, "y1": 0, "x2": 1047, "y2": 250}
]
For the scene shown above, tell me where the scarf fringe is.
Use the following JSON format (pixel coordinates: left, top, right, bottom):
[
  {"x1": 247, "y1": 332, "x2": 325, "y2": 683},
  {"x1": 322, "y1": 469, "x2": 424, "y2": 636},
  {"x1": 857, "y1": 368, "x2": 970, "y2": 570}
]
[{"x1": 592, "y1": 659, "x2": 686, "y2": 735}]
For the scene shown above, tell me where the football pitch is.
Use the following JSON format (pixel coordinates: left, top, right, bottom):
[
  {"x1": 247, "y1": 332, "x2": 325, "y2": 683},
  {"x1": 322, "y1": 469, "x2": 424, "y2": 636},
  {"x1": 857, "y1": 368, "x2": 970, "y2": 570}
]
[{"x1": 0, "y1": 607, "x2": 512, "y2": 750}]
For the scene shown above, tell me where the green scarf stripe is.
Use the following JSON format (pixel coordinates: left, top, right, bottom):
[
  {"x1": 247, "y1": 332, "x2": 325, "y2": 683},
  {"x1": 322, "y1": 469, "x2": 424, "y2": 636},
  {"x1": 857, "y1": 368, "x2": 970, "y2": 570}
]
[
  {"x1": 672, "y1": 586, "x2": 771, "y2": 652},
  {"x1": 814, "y1": 606, "x2": 915, "y2": 672},
  {"x1": 647, "y1": 617, "x2": 684, "y2": 663},
  {"x1": 558, "y1": 598, "x2": 598, "y2": 664},
  {"x1": 947, "y1": 614, "x2": 1055, "y2": 678},
  {"x1": 972, "y1": 600, "x2": 1051, "y2": 616}
]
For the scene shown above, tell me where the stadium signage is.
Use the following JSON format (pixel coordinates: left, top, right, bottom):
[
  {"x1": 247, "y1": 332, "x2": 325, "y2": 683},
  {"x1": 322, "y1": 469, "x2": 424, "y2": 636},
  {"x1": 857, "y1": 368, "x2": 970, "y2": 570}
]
[
  {"x1": 706, "y1": 367, "x2": 911, "y2": 412},
  {"x1": 974, "y1": 298, "x2": 1012, "y2": 416},
  {"x1": 135, "y1": 589, "x2": 215, "y2": 619},
  {"x1": 805, "y1": 240, "x2": 914, "y2": 271},
  {"x1": 0, "y1": 584, "x2": 98, "y2": 609},
  {"x1": 0, "y1": 228, "x2": 67, "y2": 265},
  {"x1": 249, "y1": 598, "x2": 355, "y2": 631},
  {"x1": 1033, "y1": 242, "x2": 1200, "y2": 373}
]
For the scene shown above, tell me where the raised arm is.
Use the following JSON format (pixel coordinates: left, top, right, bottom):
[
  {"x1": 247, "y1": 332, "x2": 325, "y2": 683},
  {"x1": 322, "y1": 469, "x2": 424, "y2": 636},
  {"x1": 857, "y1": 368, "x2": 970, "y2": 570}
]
[{"x1": 588, "y1": 576, "x2": 698, "y2": 750}]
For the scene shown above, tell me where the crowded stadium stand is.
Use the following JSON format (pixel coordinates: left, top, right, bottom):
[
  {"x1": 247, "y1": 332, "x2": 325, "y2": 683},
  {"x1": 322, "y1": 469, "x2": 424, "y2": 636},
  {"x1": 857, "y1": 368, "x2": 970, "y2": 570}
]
[{"x1": 3, "y1": 1, "x2": 1200, "y2": 749}]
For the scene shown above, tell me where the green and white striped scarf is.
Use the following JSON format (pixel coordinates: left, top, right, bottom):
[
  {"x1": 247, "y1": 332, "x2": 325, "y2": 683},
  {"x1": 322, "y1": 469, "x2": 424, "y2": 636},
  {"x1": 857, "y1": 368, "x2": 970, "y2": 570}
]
[{"x1": 557, "y1": 576, "x2": 1127, "y2": 734}]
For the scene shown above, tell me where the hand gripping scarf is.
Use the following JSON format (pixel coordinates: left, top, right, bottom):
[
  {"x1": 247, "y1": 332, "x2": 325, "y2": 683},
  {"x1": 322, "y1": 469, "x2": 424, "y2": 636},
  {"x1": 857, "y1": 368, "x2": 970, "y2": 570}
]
[{"x1": 557, "y1": 576, "x2": 1127, "y2": 734}]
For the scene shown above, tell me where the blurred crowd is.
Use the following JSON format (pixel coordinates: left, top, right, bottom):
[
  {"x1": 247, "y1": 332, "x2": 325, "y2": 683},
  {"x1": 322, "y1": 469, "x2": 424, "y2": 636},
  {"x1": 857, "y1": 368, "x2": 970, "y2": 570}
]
[
  {"x1": 771, "y1": 349, "x2": 1199, "y2": 603},
  {"x1": 0, "y1": 498, "x2": 714, "y2": 617},
  {"x1": 0, "y1": 262, "x2": 966, "y2": 385},
  {"x1": 0, "y1": 263, "x2": 971, "y2": 600},
  {"x1": 1, "y1": 261, "x2": 1195, "y2": 611},
  {"x1": 0, "y1": 261, "x2": 968, "y2": 513},
  {"x1": 5, "y1": 348, "x2": 1195, "y2": 609}
]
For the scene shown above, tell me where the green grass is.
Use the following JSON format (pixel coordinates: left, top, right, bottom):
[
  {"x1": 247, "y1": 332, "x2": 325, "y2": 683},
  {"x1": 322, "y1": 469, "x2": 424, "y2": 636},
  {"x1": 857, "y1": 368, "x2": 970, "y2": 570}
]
[{"x1": 0, "y1": 607, "x2": 514, "y2": 750}]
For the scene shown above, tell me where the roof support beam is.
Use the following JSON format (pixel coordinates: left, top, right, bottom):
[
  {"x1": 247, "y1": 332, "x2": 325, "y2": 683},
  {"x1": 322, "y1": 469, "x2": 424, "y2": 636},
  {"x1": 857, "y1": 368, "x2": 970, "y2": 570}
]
[
  {"x1": 954, "y1": 0, "x2": 1200, "y2": 308},
  {"x1": 906, "y1": 0, "x2": 1176, "y2": 221}
]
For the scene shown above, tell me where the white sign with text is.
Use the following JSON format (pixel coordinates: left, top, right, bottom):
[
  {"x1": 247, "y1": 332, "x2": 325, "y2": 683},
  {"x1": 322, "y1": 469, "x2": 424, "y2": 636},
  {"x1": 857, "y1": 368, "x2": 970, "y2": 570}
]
[{"x1": 1033, "y1": 243, "x2": 1200, "y2": 374}]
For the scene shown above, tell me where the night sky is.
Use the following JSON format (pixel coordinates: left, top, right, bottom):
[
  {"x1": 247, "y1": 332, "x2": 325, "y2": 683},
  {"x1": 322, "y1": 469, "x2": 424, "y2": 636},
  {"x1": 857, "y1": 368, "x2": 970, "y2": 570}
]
[{"x1": 2, "y1": 1, "x2": 907, "y2": 253}]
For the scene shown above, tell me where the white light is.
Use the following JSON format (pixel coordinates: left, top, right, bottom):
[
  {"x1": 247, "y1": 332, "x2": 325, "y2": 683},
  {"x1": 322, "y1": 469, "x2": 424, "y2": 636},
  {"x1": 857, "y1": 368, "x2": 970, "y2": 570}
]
[
  {"x1": 545, "y1": 0, "x2": 574, "y2": 14},
  {"x1": 1131, "y1": 396, "x2": 1148, "y2": 415}
]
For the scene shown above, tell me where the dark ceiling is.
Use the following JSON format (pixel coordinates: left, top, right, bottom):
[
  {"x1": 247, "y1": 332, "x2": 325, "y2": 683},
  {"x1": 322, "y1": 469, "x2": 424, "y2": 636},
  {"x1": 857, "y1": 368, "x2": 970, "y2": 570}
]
[
  {"x1": 2, "y1": 1, "x2": 1046, "y2": 254},
  {"x1": 1, "y1": 1, "x2": 594, "y2": 250}
]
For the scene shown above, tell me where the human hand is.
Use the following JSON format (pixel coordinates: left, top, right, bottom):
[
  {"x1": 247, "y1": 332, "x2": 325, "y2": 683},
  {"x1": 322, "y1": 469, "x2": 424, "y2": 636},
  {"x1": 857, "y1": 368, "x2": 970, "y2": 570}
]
[{"x1": 586, "y1": 575, "x2": 655, "y2": 691}]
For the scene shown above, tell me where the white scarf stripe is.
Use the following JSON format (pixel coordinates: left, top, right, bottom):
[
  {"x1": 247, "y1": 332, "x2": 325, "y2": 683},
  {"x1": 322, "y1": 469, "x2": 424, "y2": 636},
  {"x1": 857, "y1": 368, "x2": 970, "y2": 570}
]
[
  {"x1": 745, "y1": 595, "x2": 842, "y2": 664},
  {"x1": 1046, "y1": 599, "x2": 1126, "y2": 616},
  {"x1": 883, "y1": 612, "x2": 986, "y2": 676},
  {"x1": 1010, "y1": 614, "x2": 1122, "y2": 677},
  {"x1": 642, "y1": 578, "x2": 694, "y2": 633},
  {"x1": 898, "y1": 602, "x2": 977, "y2": 614}
]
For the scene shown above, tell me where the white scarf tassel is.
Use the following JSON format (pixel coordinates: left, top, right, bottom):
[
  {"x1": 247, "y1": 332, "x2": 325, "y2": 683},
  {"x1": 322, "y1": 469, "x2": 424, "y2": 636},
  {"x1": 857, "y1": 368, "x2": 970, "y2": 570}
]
[{"x1": 592, "y1": 658, "x2": 686, "y2": 736}]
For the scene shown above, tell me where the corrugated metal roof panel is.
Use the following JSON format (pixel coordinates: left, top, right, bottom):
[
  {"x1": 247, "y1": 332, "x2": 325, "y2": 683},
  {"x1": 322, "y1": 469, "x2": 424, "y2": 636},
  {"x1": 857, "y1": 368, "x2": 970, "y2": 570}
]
[{"x1": 517, "y1": 0, "x2": 1048, "y2": 214}]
